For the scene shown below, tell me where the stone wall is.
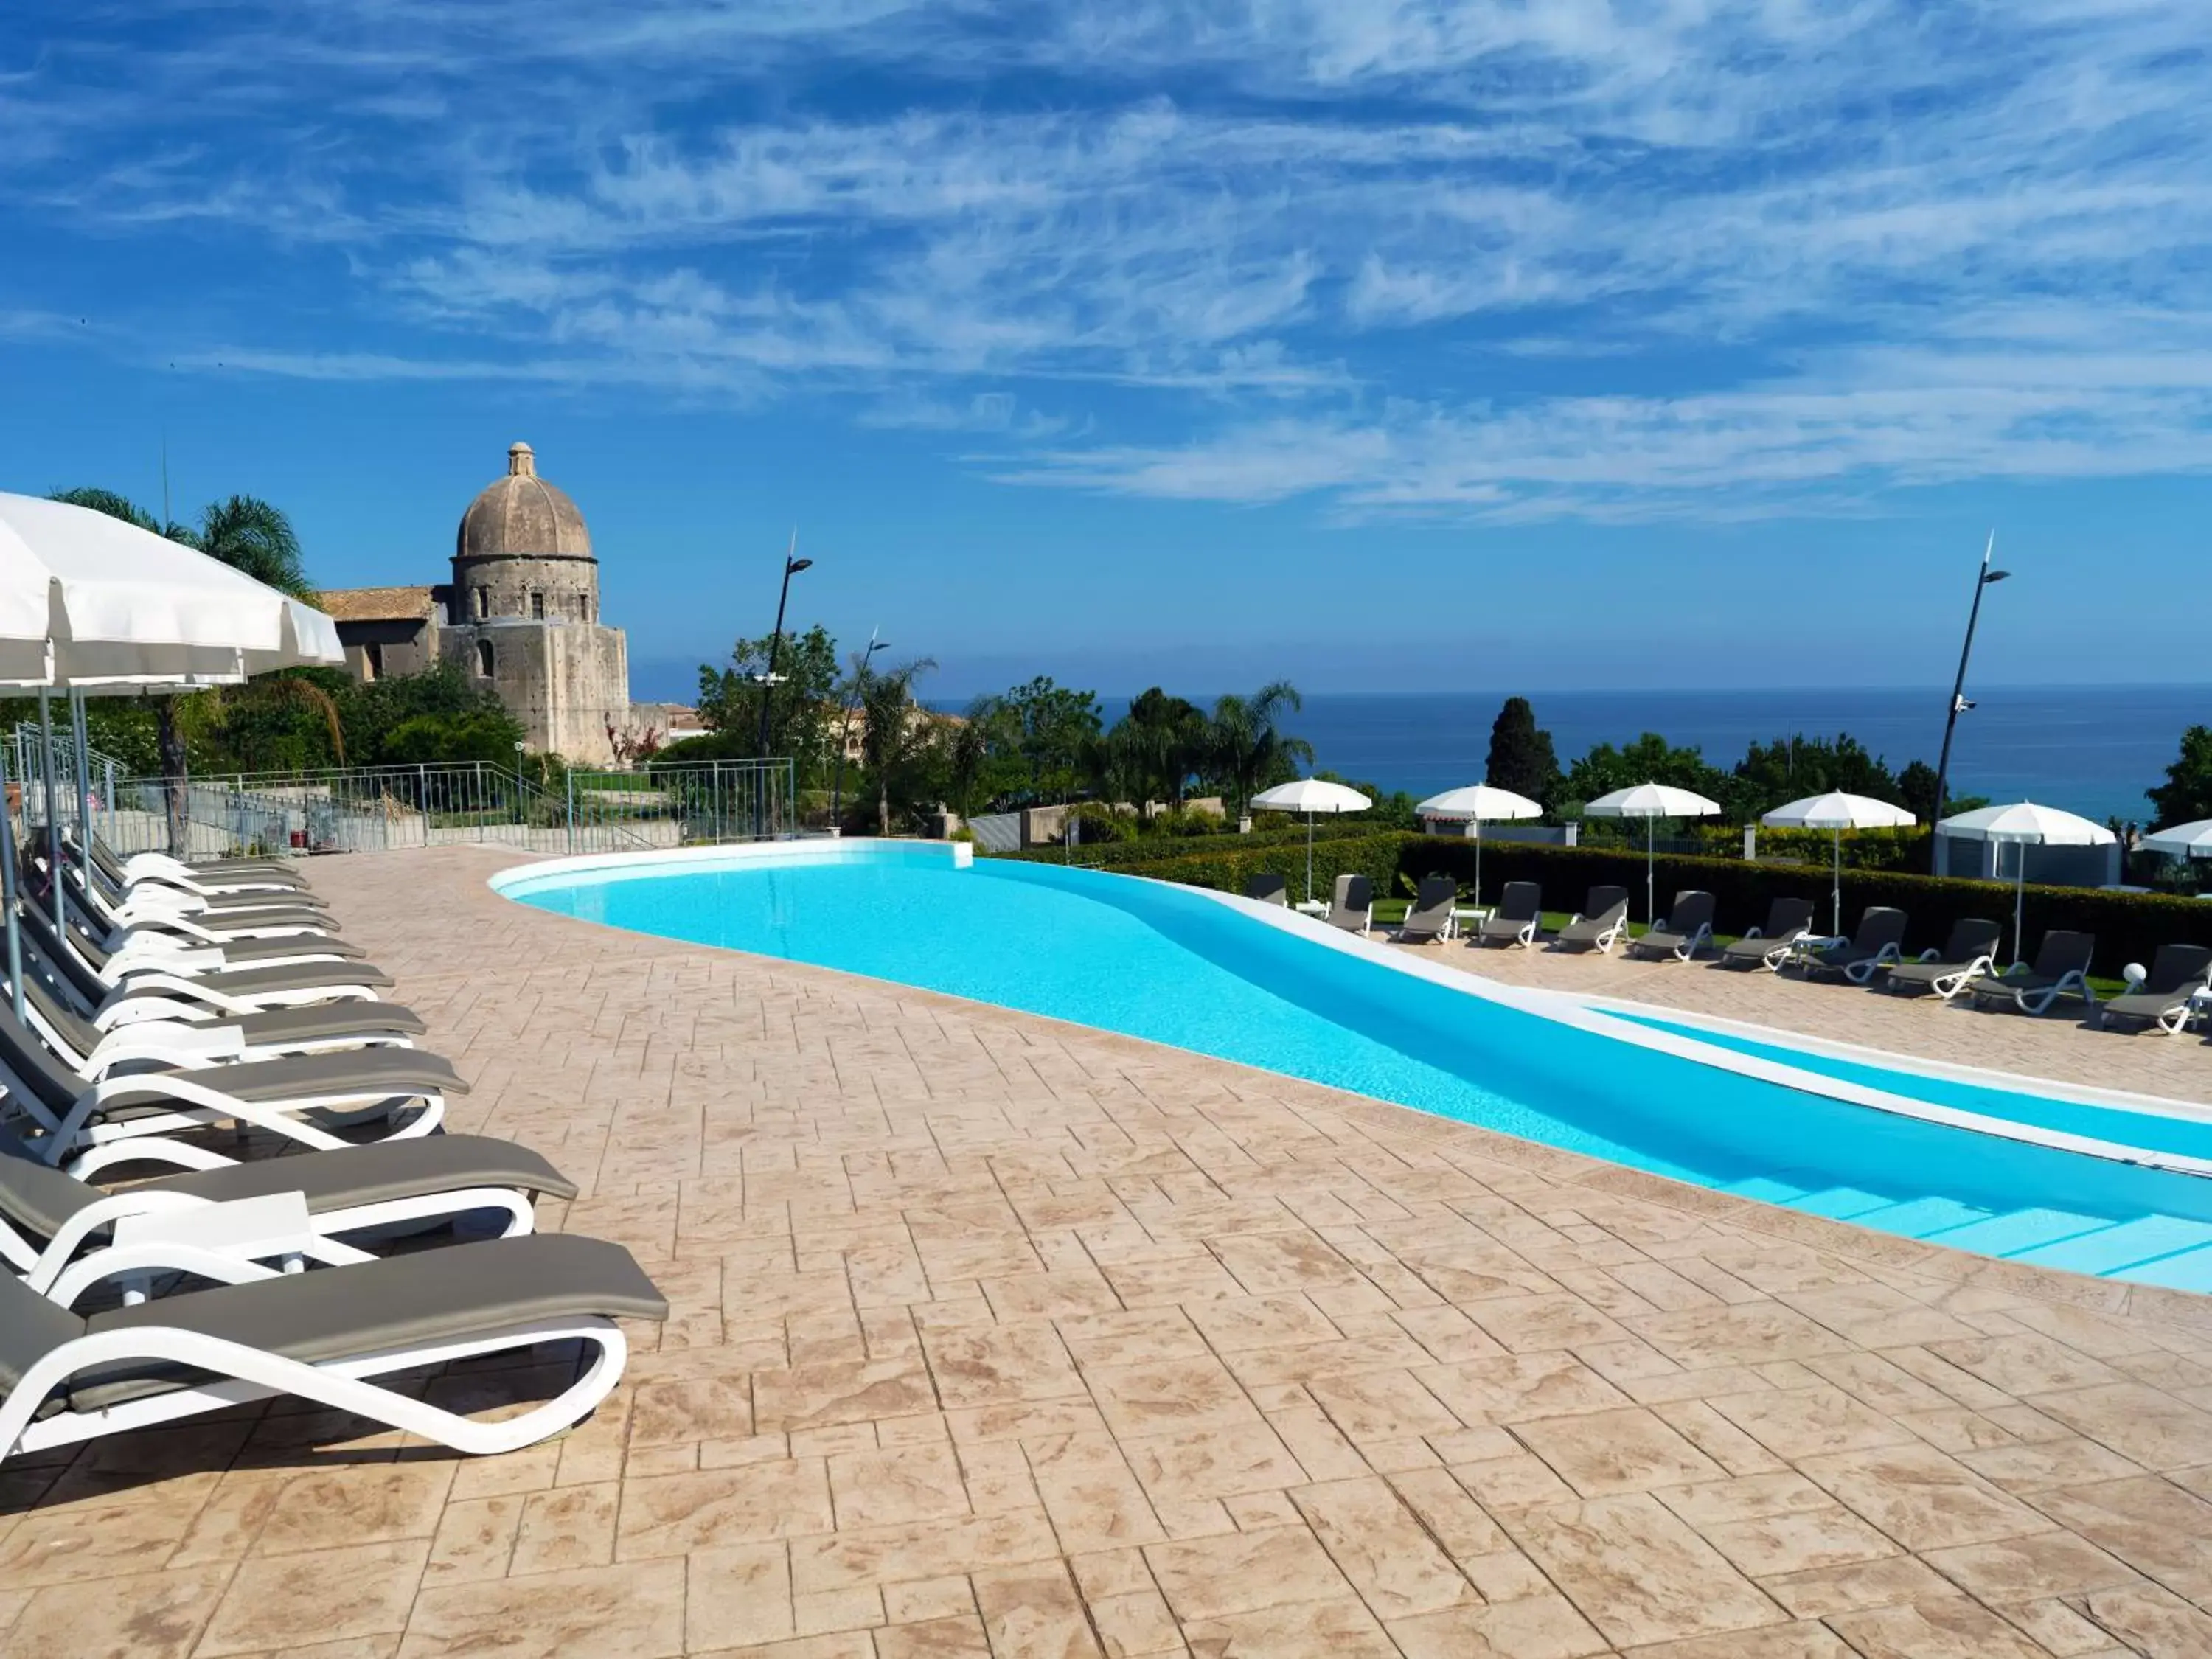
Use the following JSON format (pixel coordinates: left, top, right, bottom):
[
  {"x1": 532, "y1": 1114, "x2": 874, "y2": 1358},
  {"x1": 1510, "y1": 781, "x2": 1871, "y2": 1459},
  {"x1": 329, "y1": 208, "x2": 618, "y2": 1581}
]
[{"x1": 442, "y1": 619, "x2": 629, "y2": 765}]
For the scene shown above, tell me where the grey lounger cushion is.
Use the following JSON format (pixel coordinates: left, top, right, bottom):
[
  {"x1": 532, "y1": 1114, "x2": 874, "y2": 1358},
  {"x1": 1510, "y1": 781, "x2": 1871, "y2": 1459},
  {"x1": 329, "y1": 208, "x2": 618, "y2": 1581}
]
[
  {"x1": 2100, "y1": 943, "x2": 2212, "y2": 1024},
  {"x1": 1554, "y1": 887, "x2": 1630, "y2": 949},
  {"x1": 1631, "y1": 891, "x2": 1716, "y2": 957},
  {"x1": 91, "y1": 1046, "x2": 466, "y2": 1111},
  {"x1": 1397, "y1": 876, "x2": 1458, "y2": 942},
  {"x1": 1478, "y1": 883, "x2": 1542, "y2": 943},
  {"x1": 1242, "y1": 874, "x2": 1288, "y2": 906},
  {"x1": 0, "y1": 1125, "x2": 575, "y2": 1245},
  {"x1": 1884, "y1": 919, "x2": 2003, "y2": 990},
  {"x1": 1800, "y1": 908, "x2": 1908, "y2": 976},
  {"x1": 1719, "y1": 898, "x2": 1817, "y2": 964},
  {"x1": 44, "y1": 1234, "x2": 669, "y2": 1413},
  {"x1": 143, "y1": 961, "x2": 396, "y2": 996},
  {"x1": 1326, "y1": 874, "x2": 1373, "y2": 931}
]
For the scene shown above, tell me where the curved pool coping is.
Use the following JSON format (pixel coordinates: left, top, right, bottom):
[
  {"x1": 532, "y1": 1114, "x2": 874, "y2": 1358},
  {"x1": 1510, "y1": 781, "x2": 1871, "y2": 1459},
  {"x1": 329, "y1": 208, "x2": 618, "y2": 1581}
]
[{"x1": 490, "y1": 838, "x2": 2212, "y2": 1187}]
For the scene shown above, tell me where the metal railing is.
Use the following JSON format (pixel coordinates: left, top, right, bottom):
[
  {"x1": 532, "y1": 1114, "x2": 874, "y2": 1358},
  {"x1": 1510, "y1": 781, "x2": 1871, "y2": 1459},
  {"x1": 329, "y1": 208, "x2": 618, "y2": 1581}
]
[{"x1": 8, "y1": 727, "x2": 796, "y2": 860}]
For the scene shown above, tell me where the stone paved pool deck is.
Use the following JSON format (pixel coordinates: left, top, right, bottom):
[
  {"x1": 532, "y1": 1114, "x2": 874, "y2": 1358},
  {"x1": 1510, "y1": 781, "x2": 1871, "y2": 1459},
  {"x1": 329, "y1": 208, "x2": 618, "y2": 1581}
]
[{"x1": 6, "y1": 845, "x2": 2212, "y2": 1657}]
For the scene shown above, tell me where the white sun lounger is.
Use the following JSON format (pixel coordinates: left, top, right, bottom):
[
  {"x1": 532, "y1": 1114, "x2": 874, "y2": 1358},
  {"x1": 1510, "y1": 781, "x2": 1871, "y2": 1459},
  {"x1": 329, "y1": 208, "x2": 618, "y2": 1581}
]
[{"x1": 0, "y1": 1234, "x2": 667, "y2": 1466}]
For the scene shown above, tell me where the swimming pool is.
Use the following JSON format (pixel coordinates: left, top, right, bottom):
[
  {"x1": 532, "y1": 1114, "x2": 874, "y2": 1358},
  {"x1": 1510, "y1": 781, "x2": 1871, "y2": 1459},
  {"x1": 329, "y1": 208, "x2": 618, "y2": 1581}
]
[{"x1": 496, "y1": 841, "x2": 2212, "y2": 1290}]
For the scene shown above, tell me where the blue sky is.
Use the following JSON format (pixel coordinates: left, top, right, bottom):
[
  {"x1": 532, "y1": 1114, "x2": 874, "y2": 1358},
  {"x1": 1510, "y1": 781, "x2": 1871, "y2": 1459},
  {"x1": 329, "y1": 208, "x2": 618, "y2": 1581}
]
[{"x1": 3, "y1": 1, "x2": 2208, "y2": 701}]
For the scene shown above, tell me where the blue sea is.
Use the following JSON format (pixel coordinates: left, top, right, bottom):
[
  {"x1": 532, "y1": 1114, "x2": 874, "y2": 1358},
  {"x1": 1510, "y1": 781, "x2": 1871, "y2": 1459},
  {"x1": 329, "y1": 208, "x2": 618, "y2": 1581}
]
[{"x1": 1099, "y1": 684, "x2": 2208, "y2": 826}]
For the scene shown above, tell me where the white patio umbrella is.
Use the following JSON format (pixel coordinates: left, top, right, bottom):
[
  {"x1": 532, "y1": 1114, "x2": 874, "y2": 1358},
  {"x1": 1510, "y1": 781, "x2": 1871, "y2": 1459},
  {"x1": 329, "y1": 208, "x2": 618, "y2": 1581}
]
[
  {"x1": 1937, "y1": 801, "x2": 2117, "y2": 965},
  {"x1": 1251, "y1": 777, "x2": 1371, "y2": 904},
  {"x1": 1415, "y1": 782, "x2": 1542, "y2": 908},
  {"x1": 2143, "y1": 819, "x2": 2212, "y2": 860},
  {"x1": 1760, "y1": 791, "x2": 1917, "y2": 936},
  {"x1": 1584, "y1": 782, "x2": 1725, "y2": 925},
  {"x1": 0, "y1": 490, "x2": 345, "y2": 1015}
]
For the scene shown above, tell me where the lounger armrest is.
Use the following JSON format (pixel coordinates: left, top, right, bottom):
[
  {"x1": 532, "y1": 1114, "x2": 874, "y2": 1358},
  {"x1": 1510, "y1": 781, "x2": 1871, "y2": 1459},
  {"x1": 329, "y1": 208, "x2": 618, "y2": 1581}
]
[
  {"x1": 1916, "y1": 947, "x2": 1939, "y2": 962},
  {"x1": 83, "y1": 1022, "x2": 249, "y2": 1076}
]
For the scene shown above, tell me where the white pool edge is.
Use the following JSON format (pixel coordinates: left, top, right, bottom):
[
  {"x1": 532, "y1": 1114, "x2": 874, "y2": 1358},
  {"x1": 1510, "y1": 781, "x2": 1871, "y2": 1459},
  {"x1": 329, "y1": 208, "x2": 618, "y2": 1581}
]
[{"x1": 490, "y1": 840, "x2": 2212, "y2": 1187}]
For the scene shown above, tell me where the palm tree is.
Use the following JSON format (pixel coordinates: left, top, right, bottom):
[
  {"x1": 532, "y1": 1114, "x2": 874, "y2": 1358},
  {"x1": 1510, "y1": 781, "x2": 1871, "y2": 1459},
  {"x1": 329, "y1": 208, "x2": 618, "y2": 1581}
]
[
  {"x1": 857, "y1": 657, "x2": 939, "y2": 835},
  {"x1": 188, "y1": 495, "x2": 317, "y2": 602},
  {"x1": 48, "y1": 488, "x2": 315, "y2": 849},
  {"x1": 1210, "y1": 681, "x2": 1312, "y2": 819}
]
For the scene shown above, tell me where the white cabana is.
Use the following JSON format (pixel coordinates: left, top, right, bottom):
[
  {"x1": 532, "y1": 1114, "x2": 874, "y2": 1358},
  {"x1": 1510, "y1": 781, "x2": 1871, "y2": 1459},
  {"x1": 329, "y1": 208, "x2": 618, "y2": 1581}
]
[
  {"x1": 1937, "y1": 800, "x2": 2117, "y2": 964},
  {"x1": 1761, "y1": 791, "x2": 1917, "y2": 935},
  {"x1": 1414, "y1": 782, "x2": 1542, "y2": 909},
  {"x1": 2143, "y1": 819, "x2": 2212, "y2": 860},
  {"x1": 1251, "y1": 778, "x2": 1371, "y2": 905},
  {"x1": 1584, "y1": 782, "x2": 1725, "y2": 925}
]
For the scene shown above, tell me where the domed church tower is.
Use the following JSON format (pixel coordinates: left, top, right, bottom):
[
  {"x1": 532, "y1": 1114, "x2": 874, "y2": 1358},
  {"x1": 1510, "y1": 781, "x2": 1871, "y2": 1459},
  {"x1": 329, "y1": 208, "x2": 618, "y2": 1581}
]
[{"x1": 441, "y1": 442, "x2": 629, "y2": 762}]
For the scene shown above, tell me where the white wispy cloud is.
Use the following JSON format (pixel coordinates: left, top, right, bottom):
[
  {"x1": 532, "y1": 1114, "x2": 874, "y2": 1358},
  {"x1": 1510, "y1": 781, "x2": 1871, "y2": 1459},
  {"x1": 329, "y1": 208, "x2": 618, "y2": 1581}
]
[{"x1": 3, "y1": 0, "x2": 2208, "y2": 517}]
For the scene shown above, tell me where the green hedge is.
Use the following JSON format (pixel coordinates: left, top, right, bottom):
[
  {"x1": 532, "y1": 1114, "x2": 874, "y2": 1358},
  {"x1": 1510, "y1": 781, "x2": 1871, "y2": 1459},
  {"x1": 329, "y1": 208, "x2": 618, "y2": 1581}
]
[
  {"x1": 993, "y1": 815, "x2": 1388, "y2": 870},
  {"x1": 1070, "y1": 831, "x2": 2210, "y2": 975}
]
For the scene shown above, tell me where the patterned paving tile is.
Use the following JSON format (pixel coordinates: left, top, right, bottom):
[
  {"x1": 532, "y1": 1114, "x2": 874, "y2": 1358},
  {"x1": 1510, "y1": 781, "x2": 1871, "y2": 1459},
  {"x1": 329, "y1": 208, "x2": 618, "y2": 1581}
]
[{"x1": 6, "y1": 845, "x2": 2211, "y2": 1657}]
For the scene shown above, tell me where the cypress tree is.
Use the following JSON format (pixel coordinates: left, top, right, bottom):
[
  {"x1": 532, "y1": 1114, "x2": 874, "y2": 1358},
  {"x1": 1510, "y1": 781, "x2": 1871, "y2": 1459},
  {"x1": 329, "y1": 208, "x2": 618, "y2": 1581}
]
[{"x1": 1486, "y1": 696, "x2": 1559, "y2": 805}]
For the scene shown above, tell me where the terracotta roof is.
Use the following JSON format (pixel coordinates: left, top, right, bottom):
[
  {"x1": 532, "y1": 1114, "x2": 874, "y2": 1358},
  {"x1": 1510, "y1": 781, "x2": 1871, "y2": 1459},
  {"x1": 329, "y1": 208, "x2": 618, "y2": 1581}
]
[{"x1": 319, "y1": 585, "x2": 437, "y2": 622}]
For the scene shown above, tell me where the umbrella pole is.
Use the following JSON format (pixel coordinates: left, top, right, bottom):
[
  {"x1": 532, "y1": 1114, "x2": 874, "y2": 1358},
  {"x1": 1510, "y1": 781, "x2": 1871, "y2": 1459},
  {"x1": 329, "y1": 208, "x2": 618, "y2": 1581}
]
[
  {"x1": 2014, "y1": 843, "x2": 2025, "y2": 967},
  {"x1": 1473, "y1": 817, "x2": 1482, "y2": 910},
  {"x1": 1832, "y1": 825, "x2": 1842, "y2": 937},
  {"x1": 71, "y1": 692, "x2": 94, "y2": 900},
  {"x1": 1646, "y1": 817, "x2": 1656, "y2": 925},
  {"x1": 1306, "y1": 813, "x2": 1315, "y2": 905},
  {"x1": 36, "y1": 689, "x2": 62, "y2": 933},
  {"x1": 0, "y1": 737, "x2": 22, "y2": 1020}
]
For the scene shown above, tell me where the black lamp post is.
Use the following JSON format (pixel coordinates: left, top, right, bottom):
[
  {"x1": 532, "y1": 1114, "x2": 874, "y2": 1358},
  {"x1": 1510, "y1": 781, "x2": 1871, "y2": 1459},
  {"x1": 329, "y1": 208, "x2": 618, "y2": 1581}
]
[
  {"x1": 755, "y1": 548, "x2": 813, "y2": 759},
  {"x1": 830, "y1": 633, "x2": 888, "y2": 830},
  {"x1": 1929, "y1": 533, "x2": 2010, "y2": 872}
]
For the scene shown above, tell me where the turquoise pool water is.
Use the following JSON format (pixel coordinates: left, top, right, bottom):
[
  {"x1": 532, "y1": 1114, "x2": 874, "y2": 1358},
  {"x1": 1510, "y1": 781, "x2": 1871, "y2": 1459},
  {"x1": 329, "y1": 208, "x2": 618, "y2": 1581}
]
[{"x1": 504, "y1": 846, "x2": 2212, "y2": 1288}]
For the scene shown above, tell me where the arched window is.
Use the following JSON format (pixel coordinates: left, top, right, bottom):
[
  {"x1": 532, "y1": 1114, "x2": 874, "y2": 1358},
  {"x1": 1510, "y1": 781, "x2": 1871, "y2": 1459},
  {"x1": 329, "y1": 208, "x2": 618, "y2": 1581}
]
[
  {"x1": 476, "y1": 639, "x2": 495, "y2": 678},
  {"x1": 362, "y1": 642, "x2": 383, "y2": 682},
  {"x1": 473, "y1": 586, "x2": 489, "y2": 619}
]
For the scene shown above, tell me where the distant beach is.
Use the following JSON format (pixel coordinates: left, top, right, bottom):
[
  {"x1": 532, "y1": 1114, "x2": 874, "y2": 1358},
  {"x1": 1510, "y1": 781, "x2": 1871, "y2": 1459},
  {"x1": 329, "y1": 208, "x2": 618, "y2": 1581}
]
[{"x1": 1088, "y1": 685, "x2": 2210, "y2": 826}]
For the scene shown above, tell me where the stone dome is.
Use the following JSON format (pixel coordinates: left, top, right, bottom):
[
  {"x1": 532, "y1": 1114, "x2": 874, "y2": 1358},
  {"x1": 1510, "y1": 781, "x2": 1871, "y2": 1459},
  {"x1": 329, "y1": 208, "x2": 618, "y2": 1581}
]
[{"x1": 455, "y1": 442, "x2": 594, "y2": 561}]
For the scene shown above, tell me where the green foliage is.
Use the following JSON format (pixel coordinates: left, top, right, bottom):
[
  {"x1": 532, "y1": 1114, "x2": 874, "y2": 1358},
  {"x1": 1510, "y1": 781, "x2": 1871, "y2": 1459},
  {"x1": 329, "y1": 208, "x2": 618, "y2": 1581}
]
[
  {"x1": 1730, "y1": 733, "x2": 1906, "y2": 818},
  {"x1": 48, "y1": 487, "x2": 164, "y2": 534},
  {"x1": 1486, "y1": 697, "x2": 1560, "y2": 807},
  {"x1": 998, "y1": 677, "x2": 1104, "y2": 806},
  {"x1": 1562, "y1": 733, "x2": 1733, "y2": 819},
  {"x1": 378, "y1": 712, "x2": 529, "y2": 767},
  {"x1": 2149, "y1": 725, "x2": 2212, "y2": 826},
  {"x1": 337, "y1": 663, "x2": 524, "y2": 768},
  {"x1": 1104, "y1": 686, "x2": 1209, "y2": 807},
  {"x1": 187, "y1": 495, "x2": 316, "y2": 602},
  {"x1": 855, "y1": 657, "x2": 940, "y2": 835},
  {"x1": 697, "y1": 623, "x2": 842, "y2": 784},
  {"x1": 1208, "y1": 682, "x2": 1311, "y2": 818}
]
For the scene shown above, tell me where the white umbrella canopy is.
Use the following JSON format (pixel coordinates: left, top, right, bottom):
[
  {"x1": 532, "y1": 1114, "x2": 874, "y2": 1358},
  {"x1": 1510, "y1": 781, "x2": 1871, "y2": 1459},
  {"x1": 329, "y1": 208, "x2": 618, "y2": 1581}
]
[
  {"x1": 0, "y1": 491, "x2": 344, "y2": 686},
  {"x1": 1415, "y1": 783, "x2": 1542, "y2": 908},
  {"x1": 2143, "y1": 819, "x2": 2212, "y2": 858},
  {"x1": 1585, "y1": 782, "x2": 1725, "y2": 924},
  {"x1": 0, "y1": 491, "x2": 344, "y2": 1021},
  {"x1": 1938, "y1": 801, "x2": 2117, "y2": 963},
  {"x1": 1252, "y1": 778, "x2": 1371, "y2": 905},
  {"x1": 1761, "y1": 792, "x2": 1917, "y2": 936}
]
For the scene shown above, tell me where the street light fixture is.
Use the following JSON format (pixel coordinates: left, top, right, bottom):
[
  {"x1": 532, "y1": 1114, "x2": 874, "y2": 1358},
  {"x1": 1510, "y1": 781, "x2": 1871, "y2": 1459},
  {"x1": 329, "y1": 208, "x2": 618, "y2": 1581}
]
[
  {"x1": 755, "y1": 540, "x2": 813, "y2": 760},
  {"x1": 831, "y1": 630, "x2": 888, "y2": 830},
  {"x1": 1929, "y1": 532, "x2": 2011, "y2": 872}
]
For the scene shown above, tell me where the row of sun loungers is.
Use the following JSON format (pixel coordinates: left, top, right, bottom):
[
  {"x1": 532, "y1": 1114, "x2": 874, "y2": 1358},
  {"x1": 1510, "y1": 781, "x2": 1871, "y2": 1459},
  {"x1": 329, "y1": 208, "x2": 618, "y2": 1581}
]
[
  {"x1": 1244, "y1": 869, "x2": 2212, "y2": 1034},
  {"x1": 0, "y1": 831, "x2": 667, "y2": 1471}
]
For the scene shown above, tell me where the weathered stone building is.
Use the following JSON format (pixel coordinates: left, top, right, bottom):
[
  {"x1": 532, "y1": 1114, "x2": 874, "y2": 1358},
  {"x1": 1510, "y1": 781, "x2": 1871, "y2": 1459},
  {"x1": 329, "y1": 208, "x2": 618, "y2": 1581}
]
[{"x1": 322, "y1": 442, "x2": 630, "y2": 763}]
